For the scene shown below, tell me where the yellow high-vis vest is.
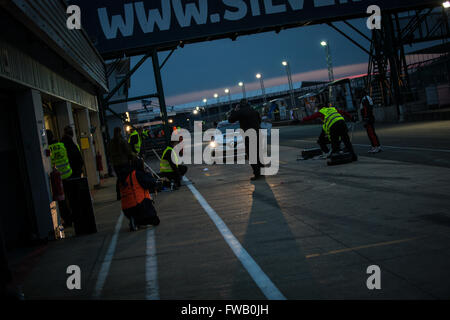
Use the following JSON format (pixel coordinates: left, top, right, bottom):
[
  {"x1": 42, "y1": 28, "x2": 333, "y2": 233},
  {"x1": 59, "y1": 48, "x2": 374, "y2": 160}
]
[
  {"x1": 49, "y1": 142, "x2": 72, "y2": 180},
  {"x1": 320, "y1": 107, "x2": 345, "y2": 137},
  {"x1": 160, "y1": 147, "x2": 179, "y2": 173},
  {"x1": 128, "y1": 130, "x2": 142, "y2": 154}
]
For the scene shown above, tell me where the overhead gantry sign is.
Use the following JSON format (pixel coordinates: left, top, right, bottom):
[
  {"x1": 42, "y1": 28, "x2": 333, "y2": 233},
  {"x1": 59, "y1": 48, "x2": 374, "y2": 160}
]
[{"x1": 71, "y1": 0, "x2": 440, "y2": 59}]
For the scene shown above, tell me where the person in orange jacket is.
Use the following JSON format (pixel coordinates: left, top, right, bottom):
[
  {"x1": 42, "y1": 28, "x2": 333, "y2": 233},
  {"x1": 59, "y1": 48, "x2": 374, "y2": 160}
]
[{"x1": 118, "y1": 159, "x2": 160, "y2": 231}]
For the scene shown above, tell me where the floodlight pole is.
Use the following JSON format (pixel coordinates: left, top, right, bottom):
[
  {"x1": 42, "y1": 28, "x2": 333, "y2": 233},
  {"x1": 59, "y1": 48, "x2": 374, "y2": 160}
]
[
  {"x1": 259, "y1": 77, "x2": 267, "y2": 104},
  {"x1": 152, "y1": 50, "x2": 171, "y2": 146},
  {"x1": 283, "y1": 61, "x2": 296, "y2": 108},
  {"x1": 239, "y1": 82, "x2": 246, "y2": 99},
  {"x1": 321, "y1": 41, "x2": 335, "y2": 82},
  {"x1": 225, "y1": 89, "x2": 232, "y2": 111}
]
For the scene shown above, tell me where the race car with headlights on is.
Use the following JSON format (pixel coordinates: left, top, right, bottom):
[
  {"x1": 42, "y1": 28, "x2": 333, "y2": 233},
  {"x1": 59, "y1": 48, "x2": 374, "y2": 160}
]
[{"x1": 209, "y1": 120, "x2": 272, "y2": 163}]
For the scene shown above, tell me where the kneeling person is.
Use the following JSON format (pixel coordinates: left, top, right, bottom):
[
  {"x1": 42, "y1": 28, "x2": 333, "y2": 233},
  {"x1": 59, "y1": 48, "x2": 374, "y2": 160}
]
[
  {"x1": 321, "y1": 106, "x2": 357, "y2": 161},
  {"x1": 119, "y1": 160, "x2": 160, "y2": 231},
  {"x1": 302, "y1": 105, "x2": 356, "y2": 160},
  {"x1": 159, "y1": 141, "x2": 188, "y2": 188}
]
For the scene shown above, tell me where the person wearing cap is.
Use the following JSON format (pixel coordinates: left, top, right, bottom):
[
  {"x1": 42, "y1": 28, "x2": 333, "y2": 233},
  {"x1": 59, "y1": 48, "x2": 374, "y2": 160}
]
[{"x1": 228, "y1": 99, "x2": 263, "y2": 181}]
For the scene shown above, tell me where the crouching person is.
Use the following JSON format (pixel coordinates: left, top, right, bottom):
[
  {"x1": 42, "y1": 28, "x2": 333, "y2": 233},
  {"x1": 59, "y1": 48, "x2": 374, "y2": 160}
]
[
  {"x1": 119, "y1": 160, "x2": 160, "y2": 231},
  {"x1": 159, "y1": 141, "x2": 188, "y2": 189}
]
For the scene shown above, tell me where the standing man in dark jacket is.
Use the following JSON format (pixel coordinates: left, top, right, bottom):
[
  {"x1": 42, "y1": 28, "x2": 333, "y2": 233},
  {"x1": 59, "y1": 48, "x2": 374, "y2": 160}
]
[
  {"x1": 360, "y1": 90, "x2": 382, "y2": 153},
  {"x1": 61, "y1": 126, "x2": 84, "y2": 178},
  {"x1": 228, "y1": 99, "x2": 263, "y2": 180},
  {"x1": 59, "y1": 125, "x2": 84, "y2": 227},
  {"x1": 108, "y1": 127, "x2": 136, "y2": 200}
]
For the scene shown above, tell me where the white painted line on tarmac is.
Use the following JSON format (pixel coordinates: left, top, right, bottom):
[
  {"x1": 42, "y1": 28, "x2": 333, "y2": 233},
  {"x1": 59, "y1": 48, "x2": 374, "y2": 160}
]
[
  {"x1": 295, "y1": 139, "x2": 319, "y2": 144},
  {"x1": 183, "y1": 176, "x2": 286, "y2": 300},
  {"x1": 295, "y1": 139, "x2": 450, "y2": 153},
  {"x1": 92, "y1": 213, "x2": 124, "y2": 298},
  {"x1": 352, "y1": 144, "x2": 450, "y2": 153},
  {"x1": 145, "y1": 227, "x2": 160, "y2": 300}
]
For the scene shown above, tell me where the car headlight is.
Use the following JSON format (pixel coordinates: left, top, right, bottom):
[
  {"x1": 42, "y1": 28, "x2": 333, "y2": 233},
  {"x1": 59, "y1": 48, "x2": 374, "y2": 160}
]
[{"x1": 210, "y1": 141, "x2": 217, "y2": 148}]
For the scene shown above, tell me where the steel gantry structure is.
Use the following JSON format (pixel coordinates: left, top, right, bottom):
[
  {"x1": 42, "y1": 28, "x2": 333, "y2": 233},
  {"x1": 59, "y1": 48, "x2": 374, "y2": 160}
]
[
  {"x1": 328, "y1": 4, "x2": 449, "y2": 120},
  {"x1": 100, "y1": 49, "x2": 177, "y2": 147}
]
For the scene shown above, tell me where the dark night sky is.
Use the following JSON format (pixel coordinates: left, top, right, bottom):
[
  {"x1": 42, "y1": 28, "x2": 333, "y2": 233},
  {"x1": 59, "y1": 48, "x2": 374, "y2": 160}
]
[{"x1": 126, "y1": 18, "x2": 435, "y2": 109}]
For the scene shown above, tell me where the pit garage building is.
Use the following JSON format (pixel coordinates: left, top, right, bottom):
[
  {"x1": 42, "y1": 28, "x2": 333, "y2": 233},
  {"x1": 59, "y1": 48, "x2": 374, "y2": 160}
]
[{"x1": 0, "y1": 1, "x2": 108, "y2": 250}]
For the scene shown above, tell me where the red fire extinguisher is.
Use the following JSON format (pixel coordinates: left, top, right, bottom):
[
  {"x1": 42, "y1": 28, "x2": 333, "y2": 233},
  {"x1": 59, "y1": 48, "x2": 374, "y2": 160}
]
[
  {"x1": 50, "y1": 168, "x2": 65, "y2": 201},
  {"x1": 96, "y1": 152, "x2": 103, "y2": 172}
]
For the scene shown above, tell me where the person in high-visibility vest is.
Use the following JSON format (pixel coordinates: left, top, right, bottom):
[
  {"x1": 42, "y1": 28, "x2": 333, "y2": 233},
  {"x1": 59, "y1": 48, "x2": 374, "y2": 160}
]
[
  {"x1": 118, "y1": 159, "x2": 160, "y2": 231},
  {"x1": 128, "y1": 128, "x2": 142, "y2": 155},
  {"x1": 47, "y1": 129, "x2": 75, "y2": 228},
  {"x1": 48, "y1": 131, "x2": 72, "y2": 180},
  {"x1": 301, "y1": 105, "x2": 357, "y2": 161},
  {"x1": 159, "y1": 141, "x2": 187, "y2": 188}
]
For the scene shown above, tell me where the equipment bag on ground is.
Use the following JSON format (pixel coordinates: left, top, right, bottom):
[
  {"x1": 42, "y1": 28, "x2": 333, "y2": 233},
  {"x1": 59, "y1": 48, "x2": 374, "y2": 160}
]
[
  {"x1": 302, "y1": 148, "x2": 323, "y2": 159},
  {"x1": 327, "y1": 152, "x2": 353, "y2": 166}
]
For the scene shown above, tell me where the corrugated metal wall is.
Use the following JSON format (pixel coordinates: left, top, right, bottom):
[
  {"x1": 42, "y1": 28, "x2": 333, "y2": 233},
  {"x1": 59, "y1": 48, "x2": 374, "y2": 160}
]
[
  {"x1": 0, "y1": 39, "x2": 99, "y2": 111},
  {"x1": 7, "y1": 0, "x2": 107, "y2": 92}
]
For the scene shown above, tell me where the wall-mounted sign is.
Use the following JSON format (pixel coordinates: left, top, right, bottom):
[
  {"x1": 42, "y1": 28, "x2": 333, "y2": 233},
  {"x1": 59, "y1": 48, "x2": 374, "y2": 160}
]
[{"x1": 80, "y1": 137, "x2": 90, "y2": 150}]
